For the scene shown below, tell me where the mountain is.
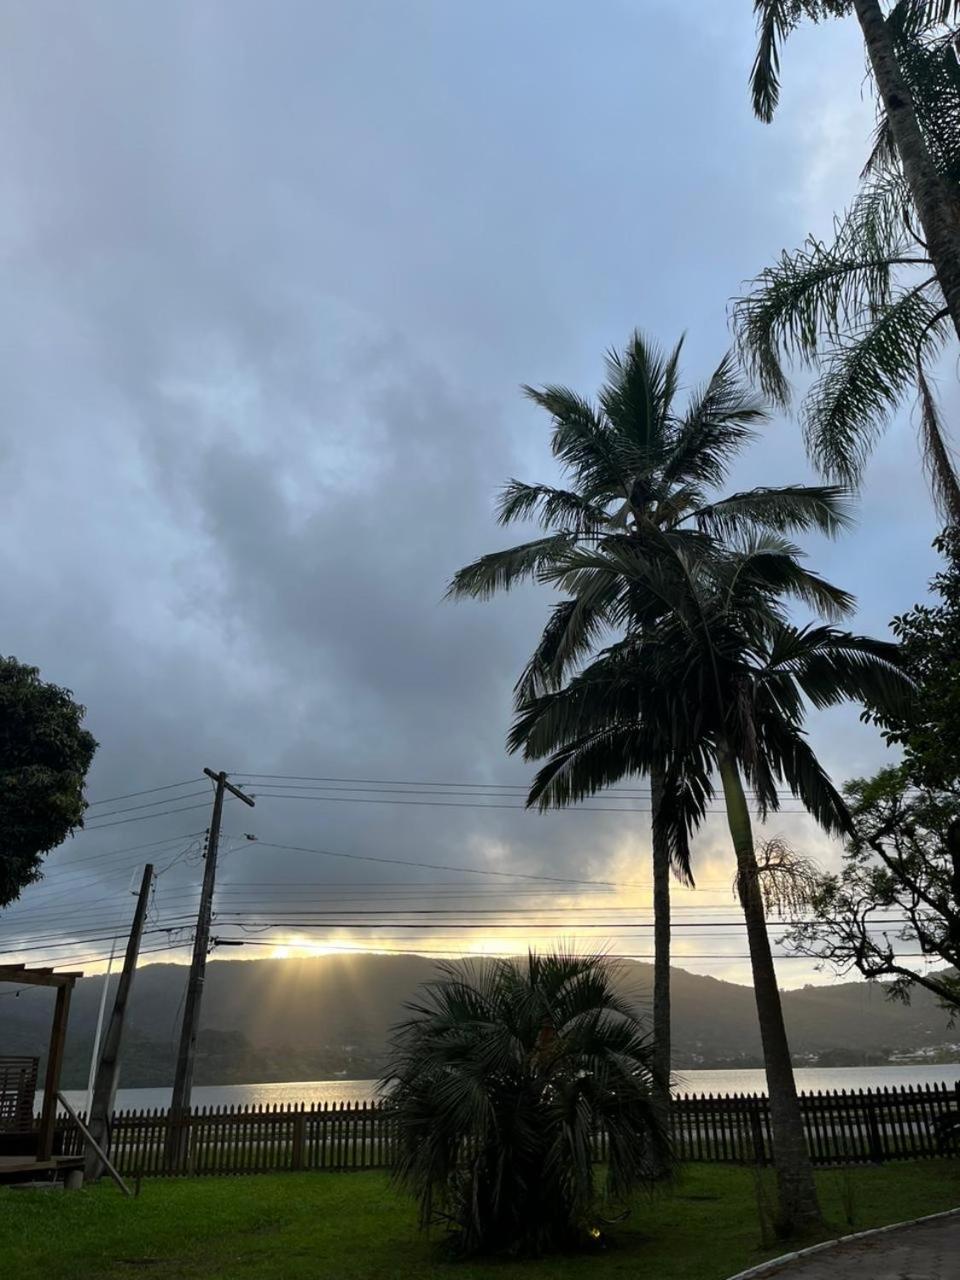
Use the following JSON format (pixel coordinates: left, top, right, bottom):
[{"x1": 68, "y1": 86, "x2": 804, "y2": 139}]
[{"x1": 1, "y1": 953, "x2": 957, "y2": 1089}]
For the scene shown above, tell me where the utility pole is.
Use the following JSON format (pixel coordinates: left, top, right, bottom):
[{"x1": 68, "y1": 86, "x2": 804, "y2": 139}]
[
  {"x1": 85, "y1": 936, "x2": 117, "y2": 1117},
  {"x1": 165, "y1": 769, "x2": 254, "y2": 1169},
  {"x1": 84, "y1": 863, "x2": 154, "y2": 1182}
]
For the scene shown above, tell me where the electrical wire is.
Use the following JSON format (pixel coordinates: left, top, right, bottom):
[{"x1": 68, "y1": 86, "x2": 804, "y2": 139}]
[
  {"x1": 86, "y1": 778, "x2": 205, "y2": 807},
  {"x1": 231, "y1": 772, "x2": 803, "y2": 797}
]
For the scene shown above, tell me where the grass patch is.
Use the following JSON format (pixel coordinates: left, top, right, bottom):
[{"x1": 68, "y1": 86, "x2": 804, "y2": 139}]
[{"x1": 2, "y1": 1161, "x2": 959, "y2": 1280}]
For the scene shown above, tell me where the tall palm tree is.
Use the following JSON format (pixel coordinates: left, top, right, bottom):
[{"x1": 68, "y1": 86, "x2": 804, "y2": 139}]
[
  {"x1": 509, "y1": 532, "x2": 912, "y2": 1232},
  {"x1": 738, "y1": 10, "x2": 960, "y2": 520},
  {"x1": 449, "y1": 331, "x2": 851, "y2": 1126},
  {"x1": 750, "y1": 1, "x2": 960, "y2": 350},
  {"x1": 383, "y1": 950, "x2": 668, "y2": 1256}
]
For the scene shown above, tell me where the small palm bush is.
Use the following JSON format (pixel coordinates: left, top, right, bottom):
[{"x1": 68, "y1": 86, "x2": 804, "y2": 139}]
[{"x1": 382, "y1": 951, "x2": 669, "y2": 1257}]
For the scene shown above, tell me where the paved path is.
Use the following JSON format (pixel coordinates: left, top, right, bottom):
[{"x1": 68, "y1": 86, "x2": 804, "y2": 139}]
[{"x1": 759, "y1": 1212, "x2": 960, "y2": 1279}]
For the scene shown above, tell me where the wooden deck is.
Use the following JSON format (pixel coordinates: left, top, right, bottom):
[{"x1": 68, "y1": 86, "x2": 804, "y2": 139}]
[{"x1": 0, "y1": 1154, "x2": 84, "y2": 1180}]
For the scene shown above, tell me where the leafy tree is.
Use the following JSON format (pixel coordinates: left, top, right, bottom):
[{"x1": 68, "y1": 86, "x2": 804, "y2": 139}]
[
  {"x1": 449, "y1": 330, "x2": 852, "y2": 1124},
  {"x1": 0, "y1": 656, "x2": 98, "y2": 907},
  {"x1": 738, "y1": 8, "x2": 960, "y2": 519},
  {"x1": 383, "y1": 950, "x2": 668, "y2": 1257},
  {"x1": 509, "y1": 533, "x2": 910, "y2": 1232},
  {"x1": 750, "y1": 2, "x2": 960, "y2": 361},
  {"x1": 873, "y1": 527, "x2": 960, "y2": 788},
  {"x1": 782, "y1": 766, "x2": 960, "y2": 1010},
  {"x1": 783, "y1": 530, "x2": 960, "y2": 1003}
]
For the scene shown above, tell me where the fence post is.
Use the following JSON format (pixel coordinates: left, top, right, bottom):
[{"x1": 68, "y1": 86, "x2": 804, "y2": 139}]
[
  {"x1": 866, "y1": 1095, "x2": 885, "y2": 1164},
  {"x1": 749, "y1": 1099, "x2": 767, "y2": 1166},
  {"x1": 291, "y1": 1106, "x2": 306, "y2": 1171}
]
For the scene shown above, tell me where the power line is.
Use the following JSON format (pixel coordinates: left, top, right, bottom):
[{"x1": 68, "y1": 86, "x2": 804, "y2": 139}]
[
  {"x1": 250, "y1": 790, "x2": 812, "y2": 815},
  {"x1": 79, "y1": 789, "x2": 210, "y2": 823},
  {"x1": 42, "y1": 832, "x2": 207, "y2": 870},
  {"x1": 232, "y1": 772, "x2": 803, "y2": 797},
  {"x1": 202, "y1": 910, "x2": 911, "y2": 926},
  {"x1": 0, "y1": 921, "x2": 197, "y2": 955},
  {"x1": 86, "y1": 778, "x2": 205, "y2": 808},
  {"x1": 208, "y1": 935, "x2": 933, "y2": 962},
  {"x1": 80, "y1": 801, "x2": 225, "y2": 832},
  {"x1": 255, "y1": 839, "x2": 664, "y2": 889}
]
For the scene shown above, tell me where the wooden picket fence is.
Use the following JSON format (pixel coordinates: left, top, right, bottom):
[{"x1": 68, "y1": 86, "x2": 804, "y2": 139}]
[
  {"x1": 51, "y1": 1082, "x2": 960, "y2": 1178},
  {"x1": 664, "y1": 1082, "x2": 960, "y2": 1166}
]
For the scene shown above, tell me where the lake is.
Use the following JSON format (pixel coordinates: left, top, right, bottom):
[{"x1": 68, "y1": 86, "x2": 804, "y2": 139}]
[{"x1": 59, "y1": 1063, "x2": 960, "y2": 1113}]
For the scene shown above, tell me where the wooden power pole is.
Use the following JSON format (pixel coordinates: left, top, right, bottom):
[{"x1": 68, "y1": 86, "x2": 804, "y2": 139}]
[
  {"x1": 84, "y1": 862, "x2": 154, "y2": 1181},
  {"x1": 165, "y1": 769, "x2": 254, "y2": 1169}
]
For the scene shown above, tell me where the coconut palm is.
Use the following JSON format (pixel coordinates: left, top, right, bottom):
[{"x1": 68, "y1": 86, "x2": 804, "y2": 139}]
[
  {"x1": 509, "y1": 532, "x2": 912, "y2": 1232},
  {"x1": 448, "y1": 331, "x2": 852, "y2": 1127},
  {"x1": 738, "y1": 10, "x2": 960, "y2": 519},
  {"x1": 750, "y1": 1, "x2": 960, "y2": 352},
  {"x1": 382, "y1": 950, "x2": 668, "y2": 1257}
]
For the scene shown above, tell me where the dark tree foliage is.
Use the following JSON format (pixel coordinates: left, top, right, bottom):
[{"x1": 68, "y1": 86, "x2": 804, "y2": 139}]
[
  {"x1": 783, "y1": 767, "x2": 960, "y2": 1011},
  {"x1": 784, "y1": 533, "x2": 960, "y2": 1006},
  {"x1": 875, "y1": 527, "x2": 960, "y2": 789},
  {"x1": 382, "y1": 951, "x2": 668, "y2": 1258},
  {"x1": 0, "y1": 656, "x2": 98, "y2": 906}
]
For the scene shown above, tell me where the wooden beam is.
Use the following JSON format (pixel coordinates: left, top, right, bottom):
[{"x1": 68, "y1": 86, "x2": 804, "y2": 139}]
[
  {"x1": 37, "y1": 984, "x2": 72, "y2": 1160},
  {"x1": 0, "y1": 965, "x2": 81, "y2": 989},
  {"x1": 57, "y1": 1093, "x2": 132, "y2": 1197}
]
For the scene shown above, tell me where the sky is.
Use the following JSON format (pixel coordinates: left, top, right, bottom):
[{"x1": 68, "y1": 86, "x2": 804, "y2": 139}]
[{"x1": 0, "y1": 2, "x2": 951, "y2": 991}]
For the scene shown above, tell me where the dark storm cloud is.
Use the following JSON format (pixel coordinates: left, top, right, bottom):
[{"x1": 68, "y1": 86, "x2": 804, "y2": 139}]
[{"x1": 0, "y1": 2, "x2": 945, "y2": 980}]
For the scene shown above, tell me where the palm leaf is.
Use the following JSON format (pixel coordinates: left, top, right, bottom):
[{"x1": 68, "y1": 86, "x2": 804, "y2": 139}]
[
  {"x1": 734, "y1": 175, "x2": 924, "y2": 403},
  {"x1": 496, "y1": 480, "x2": 612, "y2": 532},
  {"x1": 692, "y1": 484, "x2": 855, "y2": 539},
  {"x1": 661, "y1": 352, "x2": 767, "y2": 487},
  {"x1": 916, "y1": 359, "x2": 960, "y2": 524},
  {"x1": 751, "y1": 0, "x2": 799, "y2": 122},
  {"x1": 803, "y1": 284, "x2": 947, "y2": 483},
  {"x1": 446, "y1": 533, "x2": 574, "y2": 600}
]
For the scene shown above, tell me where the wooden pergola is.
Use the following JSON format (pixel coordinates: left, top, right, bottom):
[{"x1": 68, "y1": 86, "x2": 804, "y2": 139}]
[{"x1": 0, "y1": 963, "x2": 82, "y2": 1176}]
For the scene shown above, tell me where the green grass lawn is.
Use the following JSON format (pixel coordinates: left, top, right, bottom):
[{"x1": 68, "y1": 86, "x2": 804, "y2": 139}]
[{"x1": 2, "y1": 1162, "x2": 959, "y2": 1280}]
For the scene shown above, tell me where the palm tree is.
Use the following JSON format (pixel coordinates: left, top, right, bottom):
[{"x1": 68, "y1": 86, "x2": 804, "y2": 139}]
[
  {"x1": 509, "y1": 533, "x2": 912, "y2": 1232},
  {"x1": 382, "y1": 950, "x2": 668, "y2": 1257},
  {"x1": 750, "y1": 1, "x2": 960, "y2": 351},
  {"x1": 737, "y1": 11, "x2": 960, "y2": 519},
  {"x1": 448, "y1": 331, "x2": 851, "y2": 1128}
]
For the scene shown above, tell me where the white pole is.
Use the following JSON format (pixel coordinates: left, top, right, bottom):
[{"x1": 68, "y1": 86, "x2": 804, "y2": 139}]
[{"x1": 85, "y1": 938, "x2": 117, "y2": 1118}]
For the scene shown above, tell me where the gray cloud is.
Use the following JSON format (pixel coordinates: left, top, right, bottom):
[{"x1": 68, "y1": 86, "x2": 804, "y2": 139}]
[{"x1": 0, "y1": 1, "x2": 947, "y2": 987}]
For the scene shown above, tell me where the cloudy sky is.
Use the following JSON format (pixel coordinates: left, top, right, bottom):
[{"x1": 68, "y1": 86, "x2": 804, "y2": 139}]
[{"x1": 0, "y1": 2, "x2": 949, "y2": 989}]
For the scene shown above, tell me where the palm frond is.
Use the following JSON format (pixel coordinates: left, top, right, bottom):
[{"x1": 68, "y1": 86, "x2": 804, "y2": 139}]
[
  {"x1": 514, "y1": 595, "x2": 611, "y2": 701},
  {"x1": 446, "y1": 534, "x2": 574, "y2": 600},
  {"x1": 523, "y1": 384, "x2": 627, "y2": 501},
  {"x1": 748, "y1": 711, "x2": 852, "y2": 838},
  {"x1": 916, "y1": 359, "x2": 960, "y2": 524},
  {"x1": 734, "y1": 175, "x2": 923, "y2": 403},
  {"x1": 751, "y1": 0, "x2": 799, "y2": 122},
  {"x1": 543, "y1": 538, "x2": 702, "y2": 633},
  {"x1": 496, "y1": 479, "x2": 613, "y2": 532},
  {"x1": 873, "y1": 6, "x2": 960, "y2": 186},
  {"x1": 778, "y1": 627, "x2": 915, "y2": 718},
  {"x1": 654, "y1": 750, "x2": 717, "y2": 887},
  {"x1": 661, "y1": 352, "x2": 768, "y2": 487},
  {"x1": 509, "y1": 646, "x2": 653, "y2": 765},
  {"x1": 692, "y1": 484, "x2": 856, "y2": 539},
  {"x1": 803, "y1": 284, "x2": 948, "y2": 483},
  {"x1": 717, "y1": 534, "x2": 855, "y2": 621},
  {"x1": 598, "y1": 330, "x2": 677, "y2": 462}
]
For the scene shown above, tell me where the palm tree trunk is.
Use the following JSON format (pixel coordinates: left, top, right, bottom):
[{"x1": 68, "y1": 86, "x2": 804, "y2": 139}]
[
  {"x1": 717, "y1": 744, "x2": 822, "y2": 1233},
  {"x1": 650, "y1": 761, "x2": 672, "y2": 1147},
  {"x1": 853, "y1": 0, "x2": 960, "y2": 347}
]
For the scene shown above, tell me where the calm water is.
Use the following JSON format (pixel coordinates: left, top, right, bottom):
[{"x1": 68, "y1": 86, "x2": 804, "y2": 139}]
[{"x1": 58, "y1": 1063, "x2": 960, "y2": 1113}]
